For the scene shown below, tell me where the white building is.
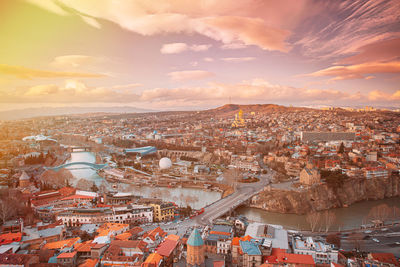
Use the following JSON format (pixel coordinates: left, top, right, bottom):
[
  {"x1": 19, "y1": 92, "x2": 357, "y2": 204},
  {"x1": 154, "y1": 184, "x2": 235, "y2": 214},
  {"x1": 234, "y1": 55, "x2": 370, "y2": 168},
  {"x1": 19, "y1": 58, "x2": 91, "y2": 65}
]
[
  {"x1": 57, "y1": 204, "x2": 153, "y2": 226},
  {"x1": 292, "y1": 236, "x2": 338, "y2": 264}
]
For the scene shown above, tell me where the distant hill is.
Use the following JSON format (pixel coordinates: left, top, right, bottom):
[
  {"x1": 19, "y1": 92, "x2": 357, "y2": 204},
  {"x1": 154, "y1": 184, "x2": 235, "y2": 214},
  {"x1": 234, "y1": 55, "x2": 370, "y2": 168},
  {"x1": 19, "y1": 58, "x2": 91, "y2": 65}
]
[
  {"x1": 203, "y1": 104, "x2": 310, "y2": 116},
  {"x1": 0, "y1": 106, "x2": 155, "y2": 121}
]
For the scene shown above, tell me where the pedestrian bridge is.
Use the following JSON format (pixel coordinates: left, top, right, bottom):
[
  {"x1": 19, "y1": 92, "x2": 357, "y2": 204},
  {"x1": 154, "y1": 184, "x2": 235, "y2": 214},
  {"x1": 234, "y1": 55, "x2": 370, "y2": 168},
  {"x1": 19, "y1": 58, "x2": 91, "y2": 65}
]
[
  {"x1": 124, "y1": 146, "x2": 157, "y2": 156},
  {"x1": 45, "y1": 162, "x2": 108, "y2": 172}
]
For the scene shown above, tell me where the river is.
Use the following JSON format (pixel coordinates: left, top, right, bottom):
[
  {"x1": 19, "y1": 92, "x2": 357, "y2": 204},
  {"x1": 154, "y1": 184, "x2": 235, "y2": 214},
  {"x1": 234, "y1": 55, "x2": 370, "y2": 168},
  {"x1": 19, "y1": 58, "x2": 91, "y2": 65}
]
[
  {"x1": 66, "y1": 151, "x2": 221, "y2": 209},
  {"x1": 236, "y1": 197, "x2": 400, "y2": 231},
  {"x1": 67, "y1": 151, "x2": 400, "y2": 229}
]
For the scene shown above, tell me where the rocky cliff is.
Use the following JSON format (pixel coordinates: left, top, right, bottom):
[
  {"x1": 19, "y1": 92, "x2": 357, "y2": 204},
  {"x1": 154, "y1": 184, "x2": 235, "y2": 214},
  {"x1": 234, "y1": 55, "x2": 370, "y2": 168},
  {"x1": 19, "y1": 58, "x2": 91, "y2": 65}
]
[{"x1": 251, "y1": 175, "x2": 400, "y2": 214}]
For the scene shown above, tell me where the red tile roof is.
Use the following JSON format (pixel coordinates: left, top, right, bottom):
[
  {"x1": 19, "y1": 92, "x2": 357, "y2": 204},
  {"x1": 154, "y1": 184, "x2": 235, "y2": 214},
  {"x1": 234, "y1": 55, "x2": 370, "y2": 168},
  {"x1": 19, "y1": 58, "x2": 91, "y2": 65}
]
[
  {"x1": 156, "y1": 239, "x2": 178, "y2": 257},
  {"x1": 266, "y1": 248, "x2": 315, "y2": 266},
  {"x1": 0, "y1": 232, "x2": 22, "y2": 245},
  {"x1": 370, "y1": 253, "x2": 400, "y2": 266},
  {"x1": 57, "y1": 251, "x2": 77, "y2": 259}
]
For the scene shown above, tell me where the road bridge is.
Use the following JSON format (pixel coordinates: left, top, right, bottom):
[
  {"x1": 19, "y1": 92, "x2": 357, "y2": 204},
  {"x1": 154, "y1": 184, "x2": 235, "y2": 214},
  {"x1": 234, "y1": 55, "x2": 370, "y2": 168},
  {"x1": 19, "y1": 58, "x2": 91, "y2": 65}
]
[{"x1": 195, "y1": 154, "x2": 275, "y2": 225}]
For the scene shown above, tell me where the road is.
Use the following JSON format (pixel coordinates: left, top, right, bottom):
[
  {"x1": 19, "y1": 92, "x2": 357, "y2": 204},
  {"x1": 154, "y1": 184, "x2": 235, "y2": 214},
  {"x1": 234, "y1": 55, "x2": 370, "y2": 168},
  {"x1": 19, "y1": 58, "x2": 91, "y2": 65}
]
[{"x1": 196, "y1": 154, "x2": 274, "y2": 226}]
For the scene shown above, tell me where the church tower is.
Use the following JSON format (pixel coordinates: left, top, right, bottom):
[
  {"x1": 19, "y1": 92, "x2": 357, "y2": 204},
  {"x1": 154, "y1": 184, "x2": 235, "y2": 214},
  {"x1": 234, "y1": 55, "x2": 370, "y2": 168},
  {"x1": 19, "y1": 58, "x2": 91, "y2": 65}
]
[{"x1": 186, "y1": 228, "x2": 205, "y2": 266}]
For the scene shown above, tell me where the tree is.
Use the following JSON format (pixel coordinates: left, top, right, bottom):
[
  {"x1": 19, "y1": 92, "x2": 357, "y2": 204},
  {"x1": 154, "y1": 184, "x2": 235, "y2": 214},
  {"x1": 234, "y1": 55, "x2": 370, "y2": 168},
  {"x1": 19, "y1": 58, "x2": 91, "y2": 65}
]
[
  {"x1": 368, "y1": 204, "x2": 391, "y2": 224},
  {"x1": 348, "y1": 232, "x2": 364, "y2": 251},
  {"x1": 323, "y1": 210, "x2": 336, "y2": 232},
  {"x1": 338, "y1": 142, "x2": 344, "y2": 154},
  {"x1": 326, "y1": 233, "x2": 341, "y2": 248},
  {"x1": 0, "y1": 198, "x2": 17, "y2": 224},
  {"x1": 306, "y1": 211, "x2": 321, "y2": 232},
  {"x1": 91, "y1": 183, "x2": 99, "y2": 192}
]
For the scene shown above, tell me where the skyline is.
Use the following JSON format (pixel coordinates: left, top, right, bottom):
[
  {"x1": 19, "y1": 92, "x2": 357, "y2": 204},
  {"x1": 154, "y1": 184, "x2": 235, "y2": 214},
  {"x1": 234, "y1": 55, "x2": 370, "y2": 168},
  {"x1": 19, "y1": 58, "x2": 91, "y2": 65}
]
[{"x1": 1, "y1": 0, "x2": 400, "y2": 112}]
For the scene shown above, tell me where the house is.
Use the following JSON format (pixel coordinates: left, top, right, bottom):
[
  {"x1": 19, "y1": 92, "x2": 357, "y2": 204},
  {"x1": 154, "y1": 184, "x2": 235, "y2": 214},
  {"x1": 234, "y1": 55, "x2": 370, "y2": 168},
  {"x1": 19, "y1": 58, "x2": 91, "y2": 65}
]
[
  {"x1": 239, "y1": 240, "x2": 262, "y2": 267},
  {"x1": 142, "y1": 227, "x2": 167, "y2": 248},
  {"x1": 141, "y1": 252, "x2": 163, "y2": 267},
  {"x1": 368, "y1": 253, "x2": 400, "y2": 266},
  {"x1": 299, "y1": 166, "x2": 321, "y2": 186},
  {"x1": 57, "y1": 251, "x2": 77, "y2": 267},
  {"x1": 292, "y1": 236, "x2": 338, "y2": 264},
  {"x1": 101, "y1": 240, "x2": 146, "y2": 266},
  {"x1": 155, "y1": 236, "x2": 180, "y2": 267},
  {"x1": 263, "y1": 248, "x2": 315, "y2": 266}
]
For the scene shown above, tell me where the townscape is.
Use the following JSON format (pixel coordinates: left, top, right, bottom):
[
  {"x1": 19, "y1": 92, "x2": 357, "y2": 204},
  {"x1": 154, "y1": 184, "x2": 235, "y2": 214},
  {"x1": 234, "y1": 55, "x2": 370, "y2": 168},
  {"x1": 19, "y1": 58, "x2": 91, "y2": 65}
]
[{"x1": 0, "y1": 105, "x2": 399, "y2": 266}]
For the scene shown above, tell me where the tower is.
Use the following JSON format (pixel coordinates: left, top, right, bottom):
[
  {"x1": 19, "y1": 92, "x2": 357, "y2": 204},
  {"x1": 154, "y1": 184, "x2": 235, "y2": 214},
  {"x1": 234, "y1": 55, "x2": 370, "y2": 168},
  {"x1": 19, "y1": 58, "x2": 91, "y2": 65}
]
[{"x1": 186, "y1": 228, "x2": 205, "y2": 266}]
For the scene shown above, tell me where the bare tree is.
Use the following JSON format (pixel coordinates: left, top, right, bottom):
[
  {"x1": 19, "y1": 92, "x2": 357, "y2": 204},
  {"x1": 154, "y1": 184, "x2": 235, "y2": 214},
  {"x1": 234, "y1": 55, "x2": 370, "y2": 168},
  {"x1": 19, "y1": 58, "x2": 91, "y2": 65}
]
[
  {"x1": 0, "y1": 198, "x2": 17, "y2": 224},
  {"x1": 348, "y1": 232, "x2": 364, "y2": 251},
  {"x1": 368, "y1": 204, "x2": 391, "y2": 224},
  {"x1": 323, "y1": 210, "x2": 336, "y2": 232},
  {"x1": 306, "y1": 211, "x2": 321, "y2": 232}
]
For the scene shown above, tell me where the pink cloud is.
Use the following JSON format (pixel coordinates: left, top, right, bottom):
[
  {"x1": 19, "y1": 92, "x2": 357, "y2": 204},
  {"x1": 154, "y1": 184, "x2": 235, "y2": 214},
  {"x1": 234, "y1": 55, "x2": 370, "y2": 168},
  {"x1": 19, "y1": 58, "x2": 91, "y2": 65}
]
[
  {"x1": 339, "y1": 38, "x2": 400, "y2": 64},
  {"x1": 308, "y1": 61, "x2": 400, "y2": 80},
  {"x1": 221, "y1": 57, "x2": 256, "y2": 62},
  {"x1": 167, "y1": 70, "x2": 214, "y2": 81}
]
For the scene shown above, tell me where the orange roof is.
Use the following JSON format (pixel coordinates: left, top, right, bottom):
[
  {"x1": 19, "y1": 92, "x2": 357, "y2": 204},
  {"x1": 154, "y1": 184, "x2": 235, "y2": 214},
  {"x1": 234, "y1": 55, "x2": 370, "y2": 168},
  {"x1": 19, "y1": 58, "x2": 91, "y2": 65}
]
[
  {"x1": 43, "y1": 237, "x2": 81, "y2": 250},
  {"x1": 143, "y1": 252, "x2": 163, "y2": 265},
  {"x1": 0, "y1": 232, "x2": 22, "y2": 245},
  {"x1": 115, "y1": 232, "x2": 132, "y2": 241},
  {"x1": 165, "y1": 234, "x2": 180, "y2": 241},
  {"x1": 74, "y1": 241, "x2": 94, "y2": 252},
  {"x1": 58, "y1": 187, "x2": 76, "y2": 197},
  {"x1": 97, "y1": 223, "x2": 129, "y2": 237},
  {"x1": 61, "y1": 194, "x2": 94, "y2": 201},
  {"x1": 57, "y1": 251, "x2": 77, "y2": 259},
  {"x1": 232, "y1": 235, "x2": 253, "y2": 246},
  {"x1": 210, "y1": 231, "x2": 231, "y2": 236},
  {"x1": 370, "y1": 253, "x2": 400, "y2": 266},
  {"x1": 156, "y1": 239, "x2": 178, "y2": 257},
  {"x1": 78, "y1": 258, "x2": 98, "y2": 267},
  {"x1": 266, "y1": 248, "x2": 315, "y2": 266}
]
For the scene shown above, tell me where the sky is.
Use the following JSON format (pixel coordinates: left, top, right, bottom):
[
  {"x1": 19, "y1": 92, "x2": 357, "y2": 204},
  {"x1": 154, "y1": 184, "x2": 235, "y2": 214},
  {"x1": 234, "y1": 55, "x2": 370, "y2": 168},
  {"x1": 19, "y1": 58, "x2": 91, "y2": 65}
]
[{"x1": 0, "y1": 0, "x2": 399, "y2": 111}]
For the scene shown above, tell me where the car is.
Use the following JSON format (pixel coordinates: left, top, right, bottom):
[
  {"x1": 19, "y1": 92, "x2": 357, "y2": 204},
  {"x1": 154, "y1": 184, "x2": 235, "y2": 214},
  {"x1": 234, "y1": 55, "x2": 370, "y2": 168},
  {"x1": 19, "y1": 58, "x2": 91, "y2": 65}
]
[
  {"x1": 372, "y1": 238, "x2": 380, "y2": 243},
  {"x1": 395, "y1": 242, "x2": 400, "y2": 245}
]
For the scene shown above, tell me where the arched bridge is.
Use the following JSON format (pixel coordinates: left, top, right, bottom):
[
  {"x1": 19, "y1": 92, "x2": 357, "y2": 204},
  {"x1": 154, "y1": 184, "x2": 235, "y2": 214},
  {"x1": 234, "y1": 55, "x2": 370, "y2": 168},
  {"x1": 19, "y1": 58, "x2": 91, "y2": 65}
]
[{"x1": 45, "y1": 162, "x2": 108, "y2": 172}]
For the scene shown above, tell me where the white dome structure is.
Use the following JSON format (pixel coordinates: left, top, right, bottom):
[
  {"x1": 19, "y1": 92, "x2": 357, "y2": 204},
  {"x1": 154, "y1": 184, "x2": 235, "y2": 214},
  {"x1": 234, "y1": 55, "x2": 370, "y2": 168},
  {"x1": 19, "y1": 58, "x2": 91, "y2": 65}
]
[{"x1": 159, "y1": 157, "x2": 172, "y2": 170}]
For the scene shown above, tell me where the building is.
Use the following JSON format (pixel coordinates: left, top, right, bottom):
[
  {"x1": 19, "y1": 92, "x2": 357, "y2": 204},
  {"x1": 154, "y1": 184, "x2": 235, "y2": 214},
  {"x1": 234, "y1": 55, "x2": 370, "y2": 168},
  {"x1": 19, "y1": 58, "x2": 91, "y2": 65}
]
[
  {"x1": 205, "y1": 225, "x2": 233, "y2": 254},
  {"x1": 101, "y1": 240, "x2": 146, "y2": 266},
  {"x1": 299, "y1": 167, "x2": 321, "y2": 186},
  {"x1": 263, "y1": 248, "x2": 315, "y2": 267},
  {"x1": 364, "y1": 167, "x2": 389, "y2": 179},
  {"x1": 239, "y1": 240, "x2": 263, "y2": 267},
  {"x1": 57, "y1": 251, "x2": 77, "y2": 267},
  {"x1": 57, "y1": 204, "x2": 153, "y2": 226},
  {"x1": 244, "y1": 223, "x2": 288, "y2": 251},
  {"x1": 155, "y1": 235, "x2": 180, "y2": 267},
  {"x1": 186, "y1": 228, "x2": 205, "y2": 267},
  {"x1": 301, "y1": 132, "x2": 355, "y2": 143},
  {"x1": 150, "y1": 202, "x2": 175, "y2": 222},
  {"x1": 292, "y1": 237, "x2": 338, "y2": 264}
]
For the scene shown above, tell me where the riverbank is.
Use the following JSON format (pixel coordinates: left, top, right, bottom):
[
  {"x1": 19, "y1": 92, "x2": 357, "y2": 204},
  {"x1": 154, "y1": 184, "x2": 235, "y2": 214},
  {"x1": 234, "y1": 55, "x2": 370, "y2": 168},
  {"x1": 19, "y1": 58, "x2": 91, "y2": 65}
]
[{"x1": 250, "y1": 175, "x2": 400, "y2": 214}]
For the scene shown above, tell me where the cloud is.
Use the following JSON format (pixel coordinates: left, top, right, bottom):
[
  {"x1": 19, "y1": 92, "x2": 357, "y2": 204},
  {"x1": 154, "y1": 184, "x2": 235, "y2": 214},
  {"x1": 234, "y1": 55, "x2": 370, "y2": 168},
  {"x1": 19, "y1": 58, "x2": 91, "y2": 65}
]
[
  {"x1": 295, "y1": 0, "x2": 400, "y2": 59},
  {"x1": 1, "y1": 80, "x2": 140, "y2": 103},
  {"x1": 0, "y1": 64, "x2": 105, "y2": 79},
  {"x1": 204, "y1": 57, "x2": 214, "y2": 62},
  {"x1": 308, "y1": 61, "x2": 400, "y2": 80},
  {"x1": 160, "y1": 43, "x2": 188, "y2": 54},
  {"x1": 167, "y1": 70, "x2": 214, "y2": 81},
  {"x1": 338, "y1": 38, "x2": 400, "y2": 64},
  {"x1": 220, "y1": 43, "x2": 247, "y2": 50},
  {"x1": 190, "y1": 44, "x2": 212, "y2": 52},
  {"x1": 221, "y1": 57, "x2": 256, "y2": 62},
  {"x1": 51, "y1": 55, "x2": 102, "y2": 68},
  {"x1": 29, "y1": 0, "x2": 295, "y2": 52},
  {"x1": 2, "y1": 78, "x2": 399, "y2": 107},
  {"x1": 138, "y1": 78, "x2": 400, "y2": 106},
  {"x1": 160, "y1": 43, "x2": 212, "y2": 54},
  {"x1": 198, "y1": 16, "x2": 290, "y2": 52}
]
